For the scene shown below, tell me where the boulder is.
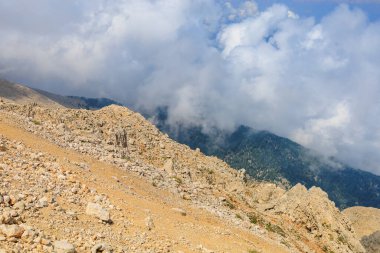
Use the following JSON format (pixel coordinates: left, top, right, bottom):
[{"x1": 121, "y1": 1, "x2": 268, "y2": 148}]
[
  {"x1": 91, "y1": 243, "x2": 113, "y2": 253},
  {"x1": 0, "y1": 224, "x2": 25, "y2": 238},
  {"x1": 86, "y1": 202, "x2": 110, "y2": 222},
  {"x1": 53, "y1": 240, "x2": 76, "y2": 253}
]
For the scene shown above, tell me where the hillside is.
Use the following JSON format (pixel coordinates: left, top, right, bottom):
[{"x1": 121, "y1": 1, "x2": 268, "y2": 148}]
[
  {"x1": 2, "y1": 80, "x2": 379, "y2": 210},
  {"x1": 152, "y1": 110, "x2": 380, "y2": 209},
  {"x1": 0, "y1": 80, "x2": 120, "y2": 110},
  {"x1": 0, "y1": 80, "x2": 62, "y2": 108},
  {"x1": 0, "y1": 98, "x2": 366, "y2": 252},
  {"x1": 33, "y1": 88, "x2": 122, "y2": 110},
  {"x1": 343, "y1": 207, "x2": 380, "y2": 238},
  {"x1": 343, "y1": 207, "x2": 380, "y2": 253}
]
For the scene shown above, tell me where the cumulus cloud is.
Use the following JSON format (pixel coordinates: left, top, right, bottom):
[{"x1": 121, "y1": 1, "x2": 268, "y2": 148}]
[{"x1": 0, "y1": 1, "x2": 380, "y2": 174}]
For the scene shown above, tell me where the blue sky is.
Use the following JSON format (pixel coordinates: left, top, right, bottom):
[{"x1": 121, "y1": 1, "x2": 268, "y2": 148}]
[
  {"x1": 255, "y1": 0, "x2": 380, "y2": 21},
  {"x1": 0, "y1": 0, "x2": 380, "y2": 175}
]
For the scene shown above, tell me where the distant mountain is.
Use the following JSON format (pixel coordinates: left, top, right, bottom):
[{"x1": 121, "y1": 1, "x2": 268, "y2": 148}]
[
  {"x1": 0, "y1": 79, "x2": 62, "y2": 107},
  {"x1": 33, "y1": 88, "x2": 122, "y2": 109},
  {"x1": 151, "y1": 107, "x2": 380, "y2": 209},
  {"x1": 0, "y1": 79, "x2": 122, "y2": 110}
]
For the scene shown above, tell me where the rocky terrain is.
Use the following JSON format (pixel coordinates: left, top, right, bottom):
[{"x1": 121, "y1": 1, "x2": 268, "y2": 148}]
[
  {"x1": 361, "y1": 232, "x2": 380, "y2": 253},
  {"x1": 343, "y1": 207, "x2": 380, "y2": 253},
  {"x1": 0, "y1": 98, "x2": 367, "y2": 253}
]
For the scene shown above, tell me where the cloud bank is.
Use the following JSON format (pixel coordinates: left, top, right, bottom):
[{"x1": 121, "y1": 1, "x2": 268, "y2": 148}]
[{"x1": 0, "y1": 1, "x2": 380, "y2": 174}]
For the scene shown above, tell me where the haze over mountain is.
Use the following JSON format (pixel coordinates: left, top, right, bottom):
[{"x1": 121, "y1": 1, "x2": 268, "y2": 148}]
[
  {"x1": 152, "y1": 107, "x2": 380, "y2": 209},
  {"x1": 1, "y1": 1, "x2": 380, "y2": 176}
]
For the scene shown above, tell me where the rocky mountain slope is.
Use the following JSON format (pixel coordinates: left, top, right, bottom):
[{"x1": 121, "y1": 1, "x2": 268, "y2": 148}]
[
  {"x1": 343, "y1": 207, "x2": 380, "y2": 238},
  {"x1": 343, "y1": 207, "x2": 380, "y2": 253},
  {"x1": 0, "y1": 79, "x2": 120, "y2": 110},
  {"x1": 361, "y1": 232, "x2": 380, "y2": 253},
  {"x1": 152, "y1": 111, "x2": 380, "y2": 209},
  {"x1": 0, "y1": 98, "x2": 366, "y2": 252},
  {"x1": 0, "y1": 80, "x2": 62, "y2": 108},
  {"x1": 3, "y1": 80, "x2": 378, "y2": 210},
  {"x1": 33, "y1": 88, "x2": 122, "y2": 110}
]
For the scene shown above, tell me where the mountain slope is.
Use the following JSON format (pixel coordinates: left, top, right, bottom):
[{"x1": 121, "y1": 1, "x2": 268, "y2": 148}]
[
  {"x1": 0, "y1": 79, "x2": 121, "y2": 110},
  {"x1": 2, "y1": 81, "x2": 379, "y2": 210},
  {"x1": 152, "y1": 110, "x2": 380, "y2": 209},
  {"x1": 343, "y1": 207, "x2": 380, "y2": 253},
  {"x1": 33, "y1": 87, "x2": 122, "y2": 109},
  {"x1": 0, "y1": 79, "x2": 62, "y2": 108},
  {"x1": 0, "y1": 99, "x2": 366, "y2": 252},
  {"x1": 343, "y1": 206, "x2": 380, "y2": 238}
]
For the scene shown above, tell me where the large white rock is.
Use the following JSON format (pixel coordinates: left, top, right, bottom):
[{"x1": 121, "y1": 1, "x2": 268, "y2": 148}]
[
  {"x1": 53, "y1": 240, "x2": 76, "y2": 253},
  {"x1": 0, "y1": 224, "x2": 25, "y2": 238},
  {"x1": 86, "y1": 202, "x2": 110, "y2": 222}
]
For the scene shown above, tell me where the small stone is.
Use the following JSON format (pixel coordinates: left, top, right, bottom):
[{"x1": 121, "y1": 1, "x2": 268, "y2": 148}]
[
  {"x1": 13, "y1": 201, "x2": 25, "y2": 211},
  {"x1": 3, "y1": 196, "x2": 10, "y2": 206},
  {"x1": 38, "y1": 197, "x2": 49, "y2": 208},
  {"x1": 172, "y1": 208, "x2": 187, "y2": 216},
  {"x1": 145, "y1": 216, "x2": 155, "y2": 230},
  {"x1": 41, "y1": 238, "x2": 51, "y2": 245},
  {"x1": 91, "y1": 243, "x2": 113, "y2": 253}
]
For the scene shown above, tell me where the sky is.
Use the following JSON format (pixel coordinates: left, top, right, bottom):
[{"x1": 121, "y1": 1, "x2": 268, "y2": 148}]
[{"x1": 0, "y1": 0, "x2": 380, "y2": 175}]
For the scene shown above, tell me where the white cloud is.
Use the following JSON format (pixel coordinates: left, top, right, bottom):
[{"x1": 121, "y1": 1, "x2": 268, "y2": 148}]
[{"x1": 0, "y1": 1, "x2": 380, "y2": 174}]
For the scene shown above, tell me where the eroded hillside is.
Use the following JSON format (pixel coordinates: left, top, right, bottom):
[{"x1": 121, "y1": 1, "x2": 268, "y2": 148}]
[{"x1": 0, "y1": 99, "x2": 365, "y2": 252}]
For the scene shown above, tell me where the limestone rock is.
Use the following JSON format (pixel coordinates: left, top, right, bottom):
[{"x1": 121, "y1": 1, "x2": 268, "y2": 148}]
[
  {"x1": 145, "y1": 216, "x2": 154, "y2": 230},
  {"x1": 91, "y1": 243, "x2": 113, "y2": 253},
  {"x1": 0, "y1": 224, "x2": 25, "y2": 238},
  {"x1": 162, "y1": 159, "x2": 174, "y2": 175},
  {"x1": 86, "y1": 202, "x2": 110, "y2": 222},
  {"x1": 53, "y1": 240, "x2": 76, "y2": 253}
]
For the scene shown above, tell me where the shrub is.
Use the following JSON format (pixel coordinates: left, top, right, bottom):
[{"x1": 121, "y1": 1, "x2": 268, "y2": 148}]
[
  {"x1": 172, "y1": 176, "x2": 182, "y2": 185},
  {"x1": 32, "y1": 119, "x2": 41, "y2": 125},
  {"x1": 225, "y1": 199, "x2": 235, "y2": 209},
  {"x1": 337, "y1": 235, "x2": 347, "y2": 244},
  {"x1": 265, "y1": 222, "x2": 286, "y2": 237}
]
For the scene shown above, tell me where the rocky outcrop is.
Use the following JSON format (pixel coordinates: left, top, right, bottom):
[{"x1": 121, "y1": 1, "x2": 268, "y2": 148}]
[{"x1": 260, "y1": 184, "x2": 365, "y2": 252}]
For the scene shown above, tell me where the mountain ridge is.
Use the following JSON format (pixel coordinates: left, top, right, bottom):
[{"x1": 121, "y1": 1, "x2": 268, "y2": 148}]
[
  {"x1": 1, "y1": 80, "x2": 379, "y2": 210},
  {"x1": 0, "y1": 97, "x2": 367, "y2": 252}
]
